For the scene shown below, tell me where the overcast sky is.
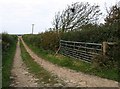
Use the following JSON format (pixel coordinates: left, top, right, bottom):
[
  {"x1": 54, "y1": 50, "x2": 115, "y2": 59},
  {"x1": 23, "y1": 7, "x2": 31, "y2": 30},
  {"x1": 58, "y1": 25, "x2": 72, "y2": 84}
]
[{"x1": 0, "y1": 0, "x2": 119, "y2": 34}]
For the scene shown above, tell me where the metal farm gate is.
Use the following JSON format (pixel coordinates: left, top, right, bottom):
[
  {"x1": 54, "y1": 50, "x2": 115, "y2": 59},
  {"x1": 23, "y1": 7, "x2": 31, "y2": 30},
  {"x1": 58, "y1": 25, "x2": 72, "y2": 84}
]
[{"x1": 59, "y1": 40, "x2": 103, "y2": 62}]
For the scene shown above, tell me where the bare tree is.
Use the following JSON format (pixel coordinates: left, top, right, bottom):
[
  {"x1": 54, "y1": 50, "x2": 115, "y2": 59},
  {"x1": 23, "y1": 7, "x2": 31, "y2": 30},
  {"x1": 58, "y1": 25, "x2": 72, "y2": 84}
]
[
  {"x1": 52, "y1": 2, "x2": 102, "y2": 32},
  {"x1": 52, "y1": 11, "x2": 61, "y2": 31},
  {"x1": 104, "y1": 4, "x2": 120, "y2": 39},
  {"x1": 105, "y1": 5, "x2": 120, "y2": 26}
]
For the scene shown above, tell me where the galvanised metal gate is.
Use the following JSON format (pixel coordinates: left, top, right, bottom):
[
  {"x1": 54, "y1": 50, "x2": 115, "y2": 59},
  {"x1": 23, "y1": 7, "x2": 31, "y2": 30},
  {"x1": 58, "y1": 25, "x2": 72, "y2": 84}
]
[{"x1": 59, "y1": 40, "x2": 102, "y2": 62}]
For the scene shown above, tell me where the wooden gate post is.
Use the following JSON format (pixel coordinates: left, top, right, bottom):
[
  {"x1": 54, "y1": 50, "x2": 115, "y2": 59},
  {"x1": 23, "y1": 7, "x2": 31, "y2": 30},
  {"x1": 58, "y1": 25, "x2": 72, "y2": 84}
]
[{"x1": 102, "y1": 42, "x2": 108, "y2": 56}]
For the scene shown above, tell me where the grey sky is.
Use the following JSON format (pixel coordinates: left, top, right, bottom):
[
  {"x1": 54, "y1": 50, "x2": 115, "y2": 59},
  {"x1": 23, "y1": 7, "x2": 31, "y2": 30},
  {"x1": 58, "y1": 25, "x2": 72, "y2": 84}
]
[{"x1": 0, "y1": 0, "x2": 119, "y2": 34}]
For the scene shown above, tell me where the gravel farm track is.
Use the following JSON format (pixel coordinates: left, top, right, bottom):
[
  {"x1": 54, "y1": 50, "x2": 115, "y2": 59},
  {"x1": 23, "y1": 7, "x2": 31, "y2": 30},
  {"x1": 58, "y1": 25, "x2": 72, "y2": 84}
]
[
  {"x1": 10, "y1": 38, "x2": 39, "y2": 87},
  {"x1": 10, "y1": 36, "x2": 119, "y2": 87}
]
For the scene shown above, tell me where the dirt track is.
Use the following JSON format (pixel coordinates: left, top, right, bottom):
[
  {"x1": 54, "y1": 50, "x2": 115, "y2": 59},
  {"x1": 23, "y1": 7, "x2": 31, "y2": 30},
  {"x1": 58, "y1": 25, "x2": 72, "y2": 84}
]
[
  {"x1": 10, "y1": 38, "x2": 39, "y2": 87},
  {"x1": 21, "y1": 37, "x2": 119, "y2": 87}
]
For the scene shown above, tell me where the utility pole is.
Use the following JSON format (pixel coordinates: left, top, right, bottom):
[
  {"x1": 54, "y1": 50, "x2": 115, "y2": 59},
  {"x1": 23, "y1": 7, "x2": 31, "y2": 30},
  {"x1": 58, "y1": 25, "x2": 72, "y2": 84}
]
[{"x1": 32, "y1": 24, "x2": 34, "y2": 34}]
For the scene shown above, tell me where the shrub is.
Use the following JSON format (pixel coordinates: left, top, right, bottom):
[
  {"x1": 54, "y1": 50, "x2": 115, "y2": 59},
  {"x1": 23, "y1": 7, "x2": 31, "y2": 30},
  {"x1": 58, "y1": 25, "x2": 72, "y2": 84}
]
[
  {"x1": 23, "y1": 31, "x2": 60, "y2": 52},
  {"x1": 92, "y1": 54, "x2": 110, "y2": 69},
  {"x1": 92, "y1": 42, "x2": 120, "y2": 69},
  {"x1": 2, "y1": 33, "x2": 17, "y2": 52},
  {"x1": 61, "y1": 26, "x2": 118, "y2": 43},
  {"x1": 40, "y1": 31, "x2": 59, "y2": 51}
]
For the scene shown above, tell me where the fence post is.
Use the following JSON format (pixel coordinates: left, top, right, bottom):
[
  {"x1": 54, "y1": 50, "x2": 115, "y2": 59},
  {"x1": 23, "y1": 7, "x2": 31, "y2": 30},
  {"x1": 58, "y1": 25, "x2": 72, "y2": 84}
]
[
  {"x1": 102, "y1": 42, "x2": 108, "y2": 56},
  {"x1": 55, "y1": 40, "x2": 61, "y2": 55}
]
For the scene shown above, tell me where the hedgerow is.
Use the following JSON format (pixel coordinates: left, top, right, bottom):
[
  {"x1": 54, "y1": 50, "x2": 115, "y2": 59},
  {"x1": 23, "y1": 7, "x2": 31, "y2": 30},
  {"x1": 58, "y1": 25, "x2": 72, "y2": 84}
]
[
  {"x1": 2, "y1": 33, "x2": 17, "y2": 87},
  {"x1": 23, "y1": 31, "x2": 59, "y2": 51}
]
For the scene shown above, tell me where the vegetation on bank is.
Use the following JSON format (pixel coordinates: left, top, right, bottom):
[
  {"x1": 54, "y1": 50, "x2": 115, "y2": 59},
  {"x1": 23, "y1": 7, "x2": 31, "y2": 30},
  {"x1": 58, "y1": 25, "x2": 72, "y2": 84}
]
[
  {"x1": 20, "y1": 39, "x2": 65, "y2": 86},
  {"x1": 2, "y1": 33, "x2": 17, "y2": 87}
]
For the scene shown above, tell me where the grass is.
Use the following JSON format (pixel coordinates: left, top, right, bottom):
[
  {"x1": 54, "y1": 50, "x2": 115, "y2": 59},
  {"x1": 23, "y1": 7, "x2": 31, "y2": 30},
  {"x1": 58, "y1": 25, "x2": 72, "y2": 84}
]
[
  {"x1": 24, "y1": 41, "x2": 118, "y2": 82},
  {"x1": 0, "y1": 43, "x2": 2, "y2": 88},
  {"x1": 20, "y1": 40, "x2": 64, "y2": 86},
  {"x1": 2, "y1": 40, "x2": 17, "y2": 87}
]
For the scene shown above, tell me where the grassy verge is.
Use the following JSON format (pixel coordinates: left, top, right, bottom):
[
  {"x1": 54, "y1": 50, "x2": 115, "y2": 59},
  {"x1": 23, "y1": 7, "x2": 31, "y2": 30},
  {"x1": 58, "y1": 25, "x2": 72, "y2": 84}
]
[
  {"x1": 20, "y1": 40, "x2": 64, "y2": 86},
  {"x1": 24, "y1": 40, "x2": 118, "y2": 81},
  {"x1": 2, "y1": 39, "x2": 17, "y2": 87}
]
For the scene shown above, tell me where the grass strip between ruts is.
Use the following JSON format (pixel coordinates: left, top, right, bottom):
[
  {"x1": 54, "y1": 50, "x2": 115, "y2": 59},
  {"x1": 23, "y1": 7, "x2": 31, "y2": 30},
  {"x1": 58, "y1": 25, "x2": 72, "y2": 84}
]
[{"x1": 20, "y1": 39, "x2": 64, "y2": 86}]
